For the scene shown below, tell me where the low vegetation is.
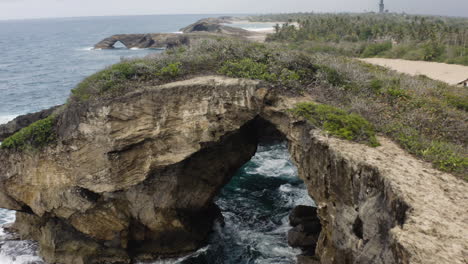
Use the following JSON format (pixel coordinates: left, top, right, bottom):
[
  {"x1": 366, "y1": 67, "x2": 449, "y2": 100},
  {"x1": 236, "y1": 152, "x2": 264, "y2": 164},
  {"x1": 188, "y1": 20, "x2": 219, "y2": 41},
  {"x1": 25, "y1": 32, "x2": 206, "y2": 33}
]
[
  {"x1": 258, "y1": 13, "x2": 468, "y2": 65},
  {"x1": 4, "y1": 37, "x2": 466, "y2": 178},
  {"x1": 290, "y1": 102, "x2": 380, "y2": 147},
  {"x1": 1, "y1": 115, "x2": 56, "y2": 150}
]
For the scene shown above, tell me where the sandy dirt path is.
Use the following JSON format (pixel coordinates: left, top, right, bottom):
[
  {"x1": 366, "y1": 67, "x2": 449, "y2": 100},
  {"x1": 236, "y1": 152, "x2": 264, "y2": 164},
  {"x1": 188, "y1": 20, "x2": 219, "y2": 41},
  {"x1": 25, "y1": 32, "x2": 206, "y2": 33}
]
[{"x1": 361, "y1": 58, "x2": 468, "y2": 85}]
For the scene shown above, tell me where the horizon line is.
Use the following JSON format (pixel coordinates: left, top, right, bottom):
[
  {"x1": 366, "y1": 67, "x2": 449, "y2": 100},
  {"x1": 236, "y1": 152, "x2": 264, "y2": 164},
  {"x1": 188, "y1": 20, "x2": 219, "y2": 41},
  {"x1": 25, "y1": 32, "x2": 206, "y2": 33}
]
[{"x1": 0, "y1": 11, "x2": 466, "y2": 22}]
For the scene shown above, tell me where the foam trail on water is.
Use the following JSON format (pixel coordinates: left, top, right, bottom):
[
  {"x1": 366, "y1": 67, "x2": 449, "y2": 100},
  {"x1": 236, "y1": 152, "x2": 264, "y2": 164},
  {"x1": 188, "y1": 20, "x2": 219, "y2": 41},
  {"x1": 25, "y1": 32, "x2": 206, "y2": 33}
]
[
  {"x1": 77, "y1": 47, "x2": 94, "y2": 51},
  {"x1": 0, "y1": 209, "x2": 44, "y2": 264},
  {"x1": 0, "y1": 115, "x2": 17, "y2": 125}
]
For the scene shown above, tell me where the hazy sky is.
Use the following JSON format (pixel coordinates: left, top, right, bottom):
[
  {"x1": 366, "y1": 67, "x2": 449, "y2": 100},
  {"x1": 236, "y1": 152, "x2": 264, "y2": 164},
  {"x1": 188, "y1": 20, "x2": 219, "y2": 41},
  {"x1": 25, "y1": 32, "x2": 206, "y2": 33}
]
[{"x1": 0, "y1": 0, "x2": 467, "y2": 20}]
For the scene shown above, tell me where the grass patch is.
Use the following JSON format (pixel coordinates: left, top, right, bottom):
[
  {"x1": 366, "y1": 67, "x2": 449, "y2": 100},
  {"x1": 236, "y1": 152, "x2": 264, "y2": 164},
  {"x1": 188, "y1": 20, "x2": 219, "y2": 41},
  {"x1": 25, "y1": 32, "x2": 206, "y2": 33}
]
[
  {"x1": 1, "y1": 115, "x2": 57, "y2": 150},
  {"x1": 290, "y1": 102, "x2": 380, "y2": 147},
  {"x1": 71, "y1": 61, "x2": 139, "y2": 100},
  {"x1": 386, "y1": 123, "x2": 468, "y2": 176},
  {"x1": 157, "y1": 62, "x2": 183, "y2": 80},
  {"x1": 218, "y1": 58, "x2": 276, "y2": 82}
]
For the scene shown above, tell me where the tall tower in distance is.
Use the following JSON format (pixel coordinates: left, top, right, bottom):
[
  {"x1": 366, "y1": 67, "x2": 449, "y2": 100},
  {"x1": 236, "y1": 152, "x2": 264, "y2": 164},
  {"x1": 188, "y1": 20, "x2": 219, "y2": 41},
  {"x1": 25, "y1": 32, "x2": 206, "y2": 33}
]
[{"x1": 379, "y1": 0, "x2": 385, "y2": 13}]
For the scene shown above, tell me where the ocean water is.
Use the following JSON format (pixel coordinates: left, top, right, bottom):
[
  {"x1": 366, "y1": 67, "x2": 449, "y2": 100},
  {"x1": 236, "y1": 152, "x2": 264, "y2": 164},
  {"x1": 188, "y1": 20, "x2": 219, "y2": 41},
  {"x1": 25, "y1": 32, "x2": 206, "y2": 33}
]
[
  {"x1": 0, "y1": 14, "x2": 215, "y2": 117},
  {"x1": 0, "y1": 15, "x2": 307, "y2": 264}
]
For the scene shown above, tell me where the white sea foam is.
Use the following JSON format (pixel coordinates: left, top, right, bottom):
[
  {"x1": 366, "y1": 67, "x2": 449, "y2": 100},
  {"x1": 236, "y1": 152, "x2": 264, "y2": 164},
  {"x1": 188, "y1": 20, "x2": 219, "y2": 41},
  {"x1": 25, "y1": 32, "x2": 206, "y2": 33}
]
[
  {"x1": 0, "y1": 115, "x2": 17, "y2": 125},
  {"x1": 78, "y1": 47, "x2": 94, "y2": 51},
  {"x1": 0, "y1": 240, "x2": 44, "y2": 264},
  {"x1": 142, "y1": 245, "x2": 210, "y2": 264}
]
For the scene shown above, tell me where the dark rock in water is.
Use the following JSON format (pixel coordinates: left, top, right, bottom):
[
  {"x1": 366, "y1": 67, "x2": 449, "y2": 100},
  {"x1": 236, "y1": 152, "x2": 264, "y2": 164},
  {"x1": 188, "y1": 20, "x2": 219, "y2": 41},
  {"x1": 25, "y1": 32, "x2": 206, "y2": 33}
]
[
  {"x1": 288, "y1": 205, "x2": 321, "y2": 251},
  {"x1": 289, "y1": 205, "x2": 319, "y2": 227},
  {"x1": 288, "y1": 224, "x2": 320, "y2": 248},
  {"x1": 0, "y1": 105, "x2": 60, "y2": 141},
  {"x1": 297, "y1": 254, "x2": 321, "y2": 264}
]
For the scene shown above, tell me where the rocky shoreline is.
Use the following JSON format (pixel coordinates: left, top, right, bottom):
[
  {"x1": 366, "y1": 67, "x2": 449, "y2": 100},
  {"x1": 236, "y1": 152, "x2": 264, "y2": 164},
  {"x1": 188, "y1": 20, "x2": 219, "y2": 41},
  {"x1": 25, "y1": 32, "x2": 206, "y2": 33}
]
[
  {"x1": 0, "y1": 16, "x2": 467, "y2": 264},
  {"x1": 0, "y1": 75, "x2": 466, "y2": 263},
  {"x1": 93, "y1": 17, "x2": 269, "y2": 49}
]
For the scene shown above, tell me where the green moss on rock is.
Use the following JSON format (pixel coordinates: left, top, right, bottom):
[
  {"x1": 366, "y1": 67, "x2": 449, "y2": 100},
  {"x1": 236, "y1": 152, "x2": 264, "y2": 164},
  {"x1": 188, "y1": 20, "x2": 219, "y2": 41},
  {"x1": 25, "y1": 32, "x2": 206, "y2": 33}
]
[{"x1": 1, "y1": 115, "x2": 57, "y2": 150}]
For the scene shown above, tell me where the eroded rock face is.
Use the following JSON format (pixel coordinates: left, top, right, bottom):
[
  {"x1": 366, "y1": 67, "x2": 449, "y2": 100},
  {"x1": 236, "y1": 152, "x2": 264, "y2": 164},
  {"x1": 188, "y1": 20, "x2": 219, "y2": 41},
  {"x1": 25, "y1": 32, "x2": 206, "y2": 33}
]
[
  {"x1": 0, "y1": 76, "x2": 466, "y2": 264},
  {"x1": 93, "y1": 33, "x2": 191, "y2": 49},
  {"x1": 0, "y1": 105, "x2": 60, "y2": 141},
  {"x1": 288, "y1": 206, "x2": 321, "y2": 249},
  {"x1": 0, "y1": 76, "x2": 267, "y2": 263},
  {"x1": 180, "y1": 21, "x2": 252, "y2": 36}
]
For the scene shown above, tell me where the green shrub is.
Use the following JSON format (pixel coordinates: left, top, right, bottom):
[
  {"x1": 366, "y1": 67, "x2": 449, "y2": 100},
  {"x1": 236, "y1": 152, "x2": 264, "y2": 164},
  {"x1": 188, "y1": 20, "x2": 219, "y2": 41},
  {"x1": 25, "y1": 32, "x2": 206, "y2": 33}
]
[
  {"x1": 361, "y1": 42, "x2": 393, "y2": 57},
  {"x1": 290, "y1": 102, "x2": 380, "y2": 147},
  {"x1": 218, "y1": 58, "x2": 276, "y2": 82},
  {"x1": 157, "y1": 62, "x2": 182, "y2": 79},
  {"x1": 386, "y1": 124, "x2": 468, "y2": 175},
  {"x1": 320, "y1": 66, "x2": 346, "y2": 86},
  {"x1": 71, "y1": 61, "x2": 138, "y2": 100},
  {"x1": 1, "y1": 115, "x2": 57, "y2": 150},
  {"x1": 370, "y1": 79, "x2": 383, "y2": 91},
  {"x1": 385, "y1": 87, "x2": 410, "y2": 99},
  {"x1": 445, "y1": 93, "x2": 468, "y2": 112},
  {"x1": 422, "y1": 42, "x2": 445, "y2": 61}
]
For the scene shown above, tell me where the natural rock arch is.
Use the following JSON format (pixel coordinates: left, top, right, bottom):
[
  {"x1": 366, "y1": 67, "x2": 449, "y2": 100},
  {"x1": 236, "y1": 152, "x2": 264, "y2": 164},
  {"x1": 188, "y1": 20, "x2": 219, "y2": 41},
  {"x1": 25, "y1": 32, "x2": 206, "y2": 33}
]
[{"x1": 0, "y1": 76, "x2": 466, "y2": 264}]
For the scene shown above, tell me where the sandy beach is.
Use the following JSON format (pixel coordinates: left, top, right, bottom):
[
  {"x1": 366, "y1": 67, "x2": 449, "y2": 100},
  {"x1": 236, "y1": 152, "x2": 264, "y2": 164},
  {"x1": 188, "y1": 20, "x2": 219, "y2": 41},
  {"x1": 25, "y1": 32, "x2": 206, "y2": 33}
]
[{"x1": 360, "y1": 58, "x2": 468, "y2": 85}]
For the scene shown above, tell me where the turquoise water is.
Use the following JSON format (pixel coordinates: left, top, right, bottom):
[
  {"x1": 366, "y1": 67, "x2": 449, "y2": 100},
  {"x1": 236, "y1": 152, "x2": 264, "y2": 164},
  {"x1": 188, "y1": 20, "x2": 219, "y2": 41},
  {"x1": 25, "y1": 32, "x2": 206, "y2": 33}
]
[
  {"x1": 151, "y1": 143, "x2": 314, "y2": 264},
  {"x1": 0, "y1": 15, "x2": 309, "y2": 264}
]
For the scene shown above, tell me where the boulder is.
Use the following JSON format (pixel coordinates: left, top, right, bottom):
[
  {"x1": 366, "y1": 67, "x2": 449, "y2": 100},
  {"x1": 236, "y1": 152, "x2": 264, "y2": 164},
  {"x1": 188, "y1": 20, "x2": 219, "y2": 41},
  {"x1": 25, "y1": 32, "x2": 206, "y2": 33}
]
[
  {"x1": 297, "y1": 254, "x2": 321, "y2": 264},
  {"x1": 288, "y1": 224, "x2": 321, "y2": 248},
  {"x1": 289, "y1": 205, "x2": 319, "y2": 227}
]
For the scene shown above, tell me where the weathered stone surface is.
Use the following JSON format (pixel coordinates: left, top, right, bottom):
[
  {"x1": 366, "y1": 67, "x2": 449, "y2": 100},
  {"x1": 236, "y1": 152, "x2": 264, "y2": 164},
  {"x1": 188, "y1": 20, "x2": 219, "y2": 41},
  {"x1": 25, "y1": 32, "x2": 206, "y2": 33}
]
[
  {"x1": 93, "y1": 30, "x2": 260, "y2": 49},
  {"x1": 94, "y1": 33, "x2": 191, "y2": 49},
  {"x1": 0, "y1": 76, "x2": 467, "y2": 264},
  {"x1": 94, "y1": 17, "x2": 262, "y2": 49},
  {"x1": 289, "y1": 205, "x2": 319, "y2": 227},
  {"x1": 0, "y1": 105, "x2": 60, "y2": 141},
  {"x1": 261, "y1": 95, "x2": 468, "y2": 264},
  {"x1": 288, "y1": 205, "x2": 322, "y2": 250},
  {"x1": 288, "y1": 224, "x2": 321, "y2": 247},
  {"x1": 180, "y1": 21, "x2": 252, "y2": 36},
  {"x1": 0, "y1": 76, "x2": 267, "y2": 263},
  {"x1": 297, "y1": 254, "x2": 321, "y2": 264}
]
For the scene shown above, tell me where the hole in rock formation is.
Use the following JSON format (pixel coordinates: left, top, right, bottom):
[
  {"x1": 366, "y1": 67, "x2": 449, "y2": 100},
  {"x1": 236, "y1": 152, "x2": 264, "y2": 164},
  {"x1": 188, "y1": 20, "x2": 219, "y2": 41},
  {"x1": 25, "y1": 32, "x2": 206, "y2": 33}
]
[
  {"x1": 147, "y1": 141, "x2": 319, "y2": 264},
  {"x1": 113, "y1": 40, "x2": 127, "y2": 49}
]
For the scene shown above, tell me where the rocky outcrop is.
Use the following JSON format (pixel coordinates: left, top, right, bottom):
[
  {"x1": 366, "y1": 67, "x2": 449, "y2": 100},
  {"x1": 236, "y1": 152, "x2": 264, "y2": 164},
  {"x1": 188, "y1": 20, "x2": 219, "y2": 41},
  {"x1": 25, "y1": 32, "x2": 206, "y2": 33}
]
[
  {"x1": 94, "y1": 17, "x2": 262, "y2": 49},
  {"x1": 288, "y1": 205, "x2": 321, "y2": 248},
  {"x1": 0, "y1": 76, "x2": 467, "y2": 264},
  {"x1": 93, "y1": 31, "x2": 256, "y2": 49},
  {"x1": 180, "y1": 21, "x2": 252, "y2": 36},
  {"x1": 93, "y1": 33, "x2": 191, "y2": 49},
  {"x1": 0, "y1": 105, "x2": 60, "y2": 141}
]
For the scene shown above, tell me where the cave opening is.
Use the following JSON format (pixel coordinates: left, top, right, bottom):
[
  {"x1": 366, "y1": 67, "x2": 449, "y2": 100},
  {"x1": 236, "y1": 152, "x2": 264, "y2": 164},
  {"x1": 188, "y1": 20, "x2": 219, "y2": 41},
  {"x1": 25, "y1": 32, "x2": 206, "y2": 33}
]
[
  {"x1": 112, "y1": 40, "x2": 127, "y2": 49},
  {"x1": 157, "y1": 117, "x2": 322, "y2": 264}
]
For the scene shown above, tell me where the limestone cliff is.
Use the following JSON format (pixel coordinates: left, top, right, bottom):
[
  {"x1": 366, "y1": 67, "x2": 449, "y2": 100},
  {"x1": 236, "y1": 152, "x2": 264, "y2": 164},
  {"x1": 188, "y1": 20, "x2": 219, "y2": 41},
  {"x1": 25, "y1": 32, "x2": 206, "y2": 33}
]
[
  {"x1": 0, "y1": 76, "x2": 466, "y2": 264},
  {"x1": 0, "y1": 105, "x2": 60, "y2": 141}
]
